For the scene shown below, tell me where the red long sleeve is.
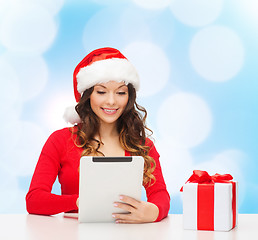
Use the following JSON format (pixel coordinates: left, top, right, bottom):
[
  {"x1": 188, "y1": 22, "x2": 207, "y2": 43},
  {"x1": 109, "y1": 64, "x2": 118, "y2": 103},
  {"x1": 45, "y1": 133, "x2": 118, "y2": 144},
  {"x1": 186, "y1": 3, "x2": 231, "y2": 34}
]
[
  {"x1": 26, "y1": 128, "x2": 170, "y2": 220},
  {"x1": 26, "y1": 128, "x2": 81, "y2": 215},
  {"x1": 143, "y1": 140, "x2": 170, "y2": 222}
]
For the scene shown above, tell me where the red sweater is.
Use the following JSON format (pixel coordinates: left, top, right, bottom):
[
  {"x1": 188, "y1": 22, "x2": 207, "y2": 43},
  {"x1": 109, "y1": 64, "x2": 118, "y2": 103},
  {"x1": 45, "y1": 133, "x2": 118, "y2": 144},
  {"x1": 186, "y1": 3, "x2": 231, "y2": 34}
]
[{"x1": 26, "y1": 127, "x2": 170, "y2": 222}]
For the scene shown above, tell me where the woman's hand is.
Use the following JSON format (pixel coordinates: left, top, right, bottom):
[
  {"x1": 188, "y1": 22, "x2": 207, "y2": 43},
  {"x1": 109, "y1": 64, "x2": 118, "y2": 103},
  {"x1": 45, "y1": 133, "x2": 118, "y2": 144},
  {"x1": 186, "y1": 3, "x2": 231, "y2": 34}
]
[
  {"x1": 76, "y1": 198, "x2": 79, "y2": 208},
  {"x1": 112, "y1": 195, "x2": 159, "y2": 224}
]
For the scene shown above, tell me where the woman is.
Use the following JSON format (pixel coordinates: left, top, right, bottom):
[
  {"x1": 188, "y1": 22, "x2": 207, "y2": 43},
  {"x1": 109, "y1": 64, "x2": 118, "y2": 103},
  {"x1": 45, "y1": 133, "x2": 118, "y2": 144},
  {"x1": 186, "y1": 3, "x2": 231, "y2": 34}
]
[{"x1": 26, "y1": 47, "x2": 170, "y2": 223}]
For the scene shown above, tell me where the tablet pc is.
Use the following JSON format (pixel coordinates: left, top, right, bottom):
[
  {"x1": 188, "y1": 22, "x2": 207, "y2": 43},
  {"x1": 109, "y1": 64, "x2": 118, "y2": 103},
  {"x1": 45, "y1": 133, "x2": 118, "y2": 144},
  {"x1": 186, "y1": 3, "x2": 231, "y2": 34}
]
[{"x1": 78, "y1": 156, "x2": 144, "y2": 223}]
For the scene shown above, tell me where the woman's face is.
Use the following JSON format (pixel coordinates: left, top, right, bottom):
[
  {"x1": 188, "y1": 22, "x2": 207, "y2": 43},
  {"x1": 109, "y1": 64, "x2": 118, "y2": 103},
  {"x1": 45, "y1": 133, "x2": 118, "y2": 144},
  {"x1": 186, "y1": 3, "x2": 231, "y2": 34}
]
[{"x1": 90, "y1": 81, "x2": 129, "y2": 125}]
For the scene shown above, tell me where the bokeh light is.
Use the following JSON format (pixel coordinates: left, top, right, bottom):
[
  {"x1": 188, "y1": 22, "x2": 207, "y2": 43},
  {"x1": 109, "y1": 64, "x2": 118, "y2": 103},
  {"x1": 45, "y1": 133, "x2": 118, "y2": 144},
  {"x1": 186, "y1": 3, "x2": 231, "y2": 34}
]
[
  {"x1": 157, "y1": 92, "x2": 212, "y2": 148},
  {"x1": 0, "y1": 2, "x2": 57, "y2": 54},
  {"x1": 0, "y1": 57, "x2": 20, "y2": 106},
  {"x1": 1, "y1": 121, "x2": 47, "y2": 176},
  {"x1": 235, "y1": 0, "x2": 258, "y2": 24},
  {"x1": 31, "y1": 0, "x2": 65, "y2": 15},
  {"x1": 157, "y1": 139, "x2": 194, "y2": 195},
  {"x1": 82, "y1": 7, "x2": 125, "y2": 52},
  {"x1": 190, "y1": 25, "x2": 245, "y2": 82},
  {"x1": 3, "y1": 53, "x2": 48, "y2": 101},
  {"x1": 170, "y1": 0, "x2": 223, "y2": 27},
  {"x1": 132, "y1": 0, "x2": 171, "y2": 10}
]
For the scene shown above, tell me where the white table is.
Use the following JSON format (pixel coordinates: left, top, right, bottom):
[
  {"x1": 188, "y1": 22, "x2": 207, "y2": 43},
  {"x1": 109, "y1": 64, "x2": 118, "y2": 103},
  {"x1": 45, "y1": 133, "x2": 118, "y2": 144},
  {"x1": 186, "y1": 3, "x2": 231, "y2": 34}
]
[{"x1": 0, "y1": 214, "x2": 256, "y2": 240}]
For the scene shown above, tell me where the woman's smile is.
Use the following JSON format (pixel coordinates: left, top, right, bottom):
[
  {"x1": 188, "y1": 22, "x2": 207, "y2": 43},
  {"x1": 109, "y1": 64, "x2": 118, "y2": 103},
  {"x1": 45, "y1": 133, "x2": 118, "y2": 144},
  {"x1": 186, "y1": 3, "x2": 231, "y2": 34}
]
[{"x1": 101, "y1": 107, "x2": 119, "y2": 115}]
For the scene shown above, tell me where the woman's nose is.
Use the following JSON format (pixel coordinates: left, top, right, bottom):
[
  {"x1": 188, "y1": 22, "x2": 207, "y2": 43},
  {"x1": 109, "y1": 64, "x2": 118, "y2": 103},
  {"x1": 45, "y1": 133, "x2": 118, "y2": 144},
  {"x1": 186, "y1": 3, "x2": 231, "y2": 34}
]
[{"x1": 107, "y1": 93, "x2": 115, "y2": 105}]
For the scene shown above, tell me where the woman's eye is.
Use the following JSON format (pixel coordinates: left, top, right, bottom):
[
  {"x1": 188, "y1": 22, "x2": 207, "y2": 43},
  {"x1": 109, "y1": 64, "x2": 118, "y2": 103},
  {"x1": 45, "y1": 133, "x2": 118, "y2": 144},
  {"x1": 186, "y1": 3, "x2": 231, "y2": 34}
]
[
  {"x1": 97, "y1": 91, "x2": 106, "y2": 94},
  {"x1": 117, "y1": 92, "x2": 126, "y2": 95}
]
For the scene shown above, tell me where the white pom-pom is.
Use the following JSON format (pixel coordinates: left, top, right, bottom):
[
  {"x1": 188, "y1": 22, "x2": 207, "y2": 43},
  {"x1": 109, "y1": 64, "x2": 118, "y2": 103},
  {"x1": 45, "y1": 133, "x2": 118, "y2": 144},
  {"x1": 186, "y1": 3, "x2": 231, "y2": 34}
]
[{"x1": 63, "y1": 105, "x2": 82, "y2": 124}]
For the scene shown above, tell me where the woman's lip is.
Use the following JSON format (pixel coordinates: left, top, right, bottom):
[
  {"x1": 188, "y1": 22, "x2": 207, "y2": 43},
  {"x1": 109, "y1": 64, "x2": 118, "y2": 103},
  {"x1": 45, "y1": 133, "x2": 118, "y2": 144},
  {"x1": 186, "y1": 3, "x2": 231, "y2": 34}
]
[
  {"x1": 101, "y1": 107, "x2": 118, "y2": 115},
  {"x1": 102, "y1": 108, "x2": 118, "y2": 110}
]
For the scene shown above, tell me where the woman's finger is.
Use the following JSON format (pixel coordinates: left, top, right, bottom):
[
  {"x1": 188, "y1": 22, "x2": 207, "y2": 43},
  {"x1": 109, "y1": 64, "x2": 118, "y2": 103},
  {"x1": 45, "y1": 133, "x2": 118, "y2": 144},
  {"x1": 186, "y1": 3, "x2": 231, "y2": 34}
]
[
  {"x1": 112, "y1": 213, "x2": 133, "y2": 221},
  {"x1": 119, "y1": 195, "x2": 141, "y2": 208},
  {"x1": 115, "y1": 219, "x2": 138, "y2": 224},
  {"x1": 113, "y1": 202, "x2": 135, "y2": 212}
]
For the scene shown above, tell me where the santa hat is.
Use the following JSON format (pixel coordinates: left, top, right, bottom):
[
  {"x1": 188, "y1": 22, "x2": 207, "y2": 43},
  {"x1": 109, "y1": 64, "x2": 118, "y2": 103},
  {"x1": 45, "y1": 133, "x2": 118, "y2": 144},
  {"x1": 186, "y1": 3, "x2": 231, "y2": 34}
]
[{"x1": 63, "y1": 47, "x2": 140, "y2": 124}]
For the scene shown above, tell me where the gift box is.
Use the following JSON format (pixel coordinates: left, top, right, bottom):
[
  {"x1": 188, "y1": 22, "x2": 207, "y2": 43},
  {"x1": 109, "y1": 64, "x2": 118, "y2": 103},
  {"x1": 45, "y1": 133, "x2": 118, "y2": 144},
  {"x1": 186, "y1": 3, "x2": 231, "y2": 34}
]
[{"x1": 181, "y1": 170, "x2": 238, "y2": 231}]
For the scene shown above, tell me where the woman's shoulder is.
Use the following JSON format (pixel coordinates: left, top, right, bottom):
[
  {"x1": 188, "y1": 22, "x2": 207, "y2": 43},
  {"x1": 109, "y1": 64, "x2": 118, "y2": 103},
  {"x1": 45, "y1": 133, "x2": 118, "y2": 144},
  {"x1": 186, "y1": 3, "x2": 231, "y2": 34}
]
[
  {"x1": 50, "y1": 127, "x2": 73, "y2": 136},
  {"x1": 145, "y1": 137, "x2": 160, "y2": 158}
]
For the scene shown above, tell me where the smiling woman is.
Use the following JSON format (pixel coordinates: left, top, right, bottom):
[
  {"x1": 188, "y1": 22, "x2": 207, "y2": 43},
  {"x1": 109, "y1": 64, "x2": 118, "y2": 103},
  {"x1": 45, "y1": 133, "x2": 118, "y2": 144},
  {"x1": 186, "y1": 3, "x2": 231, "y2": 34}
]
[{"x1": 26, "y1": 47, "x2": 170, "y2": 224}]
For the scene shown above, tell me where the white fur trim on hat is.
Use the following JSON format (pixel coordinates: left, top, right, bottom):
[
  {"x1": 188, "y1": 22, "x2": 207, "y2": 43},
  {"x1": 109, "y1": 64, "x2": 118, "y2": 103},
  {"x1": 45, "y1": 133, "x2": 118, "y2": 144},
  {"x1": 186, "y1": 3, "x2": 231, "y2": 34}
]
[
  {"x1": 76, "y1": 58, "x2": 140, "y2": 93},
  {"x1": 63, "y1": 105, "x2": 82, "y2": 124}
]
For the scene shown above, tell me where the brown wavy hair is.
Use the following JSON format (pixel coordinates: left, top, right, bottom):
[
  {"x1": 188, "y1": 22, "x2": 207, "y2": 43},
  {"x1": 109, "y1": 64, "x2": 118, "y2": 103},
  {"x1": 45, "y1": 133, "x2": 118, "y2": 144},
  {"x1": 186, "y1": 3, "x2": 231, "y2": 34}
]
[{"x1": 73, "y1": 83, "x2": 156, "y2": 186}]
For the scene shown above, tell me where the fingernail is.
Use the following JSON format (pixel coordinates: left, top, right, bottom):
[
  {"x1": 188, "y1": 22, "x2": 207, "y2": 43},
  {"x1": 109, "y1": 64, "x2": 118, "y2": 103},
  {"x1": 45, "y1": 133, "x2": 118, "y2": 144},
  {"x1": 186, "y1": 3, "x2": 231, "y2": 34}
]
[
  {"x1": 113, "y1": 203, "x2": 118, "y2": 207},
  {"x1": 119, "y1": 196, "x2": 123, "y2": 200},
  {"x1": 112, "y1": 214, "x2": 116, "y2": 218}
]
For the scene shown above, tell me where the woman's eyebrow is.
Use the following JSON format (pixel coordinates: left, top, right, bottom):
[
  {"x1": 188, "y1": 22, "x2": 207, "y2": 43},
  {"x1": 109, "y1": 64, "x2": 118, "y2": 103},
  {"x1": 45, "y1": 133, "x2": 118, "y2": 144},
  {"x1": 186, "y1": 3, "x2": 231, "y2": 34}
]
[
  {"x1": 95, "y1": 84, "x2": 107, "y2": 88},
  {"x1": 95, "y1": 84, "x2": 127, "y2": 89},
  {"x1": 117, "y1": 84, "x2": 127, "y2": 89}
]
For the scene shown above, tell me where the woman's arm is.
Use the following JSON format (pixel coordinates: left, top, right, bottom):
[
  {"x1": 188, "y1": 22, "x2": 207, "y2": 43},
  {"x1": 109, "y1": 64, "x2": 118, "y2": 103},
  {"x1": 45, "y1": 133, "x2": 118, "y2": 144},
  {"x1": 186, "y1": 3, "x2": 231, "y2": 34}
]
[
  {"x1": 26, "y1": 129, "x2": 78, "y2": 215},
  {"x1": 144, "y1": 141, "x2": 170, "y2": 222},
  {"x1": 112, "y1": 140, "x2": 170, "y2": 223}
]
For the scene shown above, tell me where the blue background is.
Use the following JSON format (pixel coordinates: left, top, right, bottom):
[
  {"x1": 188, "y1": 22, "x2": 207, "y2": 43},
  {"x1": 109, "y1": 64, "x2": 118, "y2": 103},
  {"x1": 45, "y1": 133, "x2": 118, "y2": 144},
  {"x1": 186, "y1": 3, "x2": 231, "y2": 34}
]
[{"x1": 0, "y1": 0, "x2": 257, "y2": 214}]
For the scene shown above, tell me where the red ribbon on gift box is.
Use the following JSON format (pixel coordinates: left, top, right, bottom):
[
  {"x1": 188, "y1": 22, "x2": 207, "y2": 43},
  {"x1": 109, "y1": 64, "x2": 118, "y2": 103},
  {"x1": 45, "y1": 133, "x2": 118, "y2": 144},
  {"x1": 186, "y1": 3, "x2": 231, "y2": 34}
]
[{"x1": 181, "y1": 170, "x2": 237, "y2": 230}]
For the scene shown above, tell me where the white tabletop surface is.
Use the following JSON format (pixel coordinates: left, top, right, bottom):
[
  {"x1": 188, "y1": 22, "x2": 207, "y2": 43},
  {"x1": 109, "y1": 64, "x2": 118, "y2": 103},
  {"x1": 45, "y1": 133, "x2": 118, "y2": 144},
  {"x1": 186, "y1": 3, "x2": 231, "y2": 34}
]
[{"x1": 0, "y1": 214, "x2": 256, "y2": 240}]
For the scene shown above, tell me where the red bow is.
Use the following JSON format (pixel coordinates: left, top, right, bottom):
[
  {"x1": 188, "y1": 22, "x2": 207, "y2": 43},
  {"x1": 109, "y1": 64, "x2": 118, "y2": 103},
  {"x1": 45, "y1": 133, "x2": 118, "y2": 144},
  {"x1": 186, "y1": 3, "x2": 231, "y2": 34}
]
[{"x1": 180, "y1": 170, "x2": 233, "y2": 191}]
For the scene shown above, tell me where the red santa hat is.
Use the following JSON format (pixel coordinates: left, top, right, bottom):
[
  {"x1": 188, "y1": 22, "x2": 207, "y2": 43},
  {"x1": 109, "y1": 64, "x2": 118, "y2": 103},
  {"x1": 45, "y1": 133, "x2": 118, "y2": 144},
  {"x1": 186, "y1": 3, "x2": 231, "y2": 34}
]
[{"x1": 63, "y1": 47, "x2": 140, "y2": 124}]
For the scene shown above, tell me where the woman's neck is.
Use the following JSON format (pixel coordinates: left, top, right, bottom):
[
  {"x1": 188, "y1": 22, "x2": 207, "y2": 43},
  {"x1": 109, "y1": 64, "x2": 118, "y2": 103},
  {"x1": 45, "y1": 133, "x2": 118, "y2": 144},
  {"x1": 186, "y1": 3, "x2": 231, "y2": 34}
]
[{"x1": 97, "y1": 121, "x2": 119, "y2": 140}]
